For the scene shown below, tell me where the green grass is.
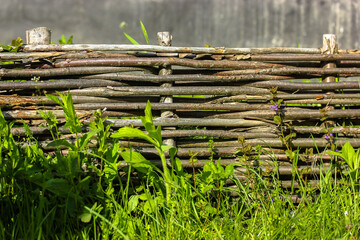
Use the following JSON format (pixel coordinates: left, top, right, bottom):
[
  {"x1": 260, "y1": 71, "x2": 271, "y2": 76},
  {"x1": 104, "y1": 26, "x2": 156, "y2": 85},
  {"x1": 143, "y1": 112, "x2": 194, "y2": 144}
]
[{"x1": 0, "y1": 93, "x2": 360, "y2": 239}]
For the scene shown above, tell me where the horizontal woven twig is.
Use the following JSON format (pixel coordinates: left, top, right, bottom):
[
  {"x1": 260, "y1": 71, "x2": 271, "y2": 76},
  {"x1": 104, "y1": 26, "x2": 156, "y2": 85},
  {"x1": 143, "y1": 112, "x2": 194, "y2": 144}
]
[
  {"x1": 175, "y1": 138, "x2": 360, "y2": 148},
  {"x1": 21, "y1": 44, "x2": 323, "y2": 54},
  {"x1": 0, "y1": 67, "x2": 147, "y2": 78},
  {"x1": 83, "y1": 73, "x2": 293, "y2": 82},
  {"x1": 208, "y1": 109, "x2": 360, "y2": 120},
  {"x1": 53, "y1": 57, "x2": 286, "y2": 69},
  {"x1": 64, "y1": 86, "x2": 277, "y2": 96}
]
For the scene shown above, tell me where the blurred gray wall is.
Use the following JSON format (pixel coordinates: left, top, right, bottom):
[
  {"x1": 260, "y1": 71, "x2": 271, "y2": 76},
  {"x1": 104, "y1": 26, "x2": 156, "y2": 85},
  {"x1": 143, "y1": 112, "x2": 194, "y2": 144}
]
[{"x1": 0, "y1": 0, "x2": 359, "y2": 48}]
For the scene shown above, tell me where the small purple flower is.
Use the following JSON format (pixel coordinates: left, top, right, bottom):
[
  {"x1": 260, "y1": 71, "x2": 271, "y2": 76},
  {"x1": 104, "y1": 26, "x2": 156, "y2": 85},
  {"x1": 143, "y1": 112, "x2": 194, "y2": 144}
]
[
  {"x1": 271, "y1": 197, "x2": 274, "y2": 202},
  {"x1": 324, "y1": 132, "x2": 334, "y2": 140},
  {"x1": 271, "y1": 103, "x2": 279, "y2": 111},
  {"x1": 331, "y1": 149, "x2": 339, "y2": 157}
]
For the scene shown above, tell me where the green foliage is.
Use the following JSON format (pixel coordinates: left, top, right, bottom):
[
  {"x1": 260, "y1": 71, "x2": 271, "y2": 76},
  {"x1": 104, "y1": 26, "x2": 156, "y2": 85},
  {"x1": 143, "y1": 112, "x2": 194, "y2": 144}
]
[
  {"x1": 0, "y1": 37, "x2": 23, "y2": 52},
  {"x1": 1, "y1": 92, "x2": 360, "y2": 239},
  {"x1": 330, "y1": 142, "x2": 360, "y2": 179},
  {"x1": 51, "y1": 34, "x2": 73, "y2": 44},
  {"x1": 123, "y1": 20, "x2": 150, "y2": 45},
  {"x1": 111, "y1": 100, "x2": 174, "y2": 203},
  {"x1": 46, "y1": 92, "x2": 82, "y2": 134}
]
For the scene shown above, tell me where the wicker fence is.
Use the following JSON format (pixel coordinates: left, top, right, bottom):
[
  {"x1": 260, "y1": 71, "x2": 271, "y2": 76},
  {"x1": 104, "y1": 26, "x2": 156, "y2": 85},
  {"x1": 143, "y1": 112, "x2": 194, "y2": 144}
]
[{"x1": 1, "y1": 27, "x2": 360, "y2": 189}]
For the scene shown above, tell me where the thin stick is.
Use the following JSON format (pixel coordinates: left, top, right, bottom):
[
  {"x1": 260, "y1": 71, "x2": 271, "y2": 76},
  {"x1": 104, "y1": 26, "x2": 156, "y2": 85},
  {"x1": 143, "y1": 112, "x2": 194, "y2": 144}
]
[
  {"x1": 83, "y1": 73, "x2": 292, "y2": 82},
  {"x1": 53, "y1": 57, "x2": 287, "y2": 69},
  {"x1": 215, "y1": 67, "x2": 360, "y2": 76},
  {"x1": 22, "y1": 44, "x2": 323, "y2": 54},
  {"x1": 64, "y1": 86, "x2": 276, "y2": 96},
  {"x1": 0, "y1": 79, "x2": 127, "y2": 90},
  {"x1": 175, "y1": 138, "x2": 360, "y2": 148},
  {"x1": 208, "y1": 109, "x2": 360, "y2": 120},
  {"x1": 0, "y1": 67, "x2": 148, "y2": 78},
  {"x1": 248, "y1": 81, "x2": 360, "y2": 90}
]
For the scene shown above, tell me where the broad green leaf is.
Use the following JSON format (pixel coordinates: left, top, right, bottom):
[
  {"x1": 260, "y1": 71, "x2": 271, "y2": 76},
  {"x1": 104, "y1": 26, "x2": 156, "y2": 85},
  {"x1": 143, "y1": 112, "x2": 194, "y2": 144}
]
[
  {"x1": 105, "y1": 142, "x2": 120, "y2": 163},
  {"x1": 273, "y1": 115, "x2": 281, "y2": 124},
  {"x1": 140, "y1": 20, "x2": 149, "y2": 44},
  {"x1": 111, "y1": 127, "x2": 156, "y2": 145},
  {"x1": 121, "y1": 151, "x2": 154, "y2": 174},
  {"x1": 174, "y1": 157, "x2": 183, "y2": 173},
  {"x1": 169, "y1": 146, "x2": 177, "y2": 162},
  {"x1": 47, "y1": 139, "x2": 76, "y2": 150},
  {"x1": 11, "y1": 37, "x2": 23, "y2": 51},
  {"x1": 143, "y1": 198, "x2": 155, "y2": 213},
  {"x1": 161, "y1": 144, "x2": 174, "y2": 152},
  {"x1": 79, "y1": 129, "x2": 101, "y2": 150},
  {"x1": 121, "y1": 150, "x2": 148, "y2": 164},
  {"x1": 0, "y1": 44, "x2": 12, "y2": 51},
  {"x1": 128, "y1": 195, "x2": 140, "y2": 212},
  {"x1": 124, "y1": 33, "x2": 140, "y2": 45},
  {"x1": 144, "y1": 100, "x2": 153, "y2": 125},
  {"x1": 45, "y1": 94, "x2": 62, "y2": 106},
  {"x1": 225, "y1": 164, "x2": 234, "y2": 178},
  {"x1": 342, "y1": 142, "x2": 355, "y2": 169},
  {"x1": 79, "y1": 212, "x2": 92, "y2": 223},
  {"x1": 42, "y1": 178, "x2": 72, "y2": 196}
]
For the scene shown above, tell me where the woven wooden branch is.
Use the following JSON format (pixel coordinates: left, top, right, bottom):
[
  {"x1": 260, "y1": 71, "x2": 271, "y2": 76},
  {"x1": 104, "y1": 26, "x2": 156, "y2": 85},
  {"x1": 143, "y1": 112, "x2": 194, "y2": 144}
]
[
  {"x1": 0, "y1": 51, "x2": 137, "y2": 61},
  {"x1": 208, "y1": 93, "x2": 360, "y2": 103},
  {"x1": 175, "y1": 138, "x2": 360, "y2": 148},
  {"x1": 21, "y1": 44, "x2": 322, "y2": 54},
  {"x1": 53, "y1": 57, "x2": 287, "y2": 69},
  {"x1": 103, "y1": 118, "x2": 269, "y2": 128},
  {"x1": 215, "y1": 67, "x2": 360, "y2": 76},
  {"x1": 249, "y1": 53, "x2": 360, "y2": 61},
  {"x1": 0, "y1": 79, "x2": 127, "y2": 90},
  {"x1": 0, "y1": 67, "x2": 148, "y2": 78},
  {"x1": 208, "y1": 109, "x2": 360, "y2": 120},
  {"x1": 248, "y1": 81, "x2": 360, "y2": 90},
  {"x1": 71, "y1": 102, "x2": 270, "y2": 111},
  {"x1": 64, "y1": 86, "x2": 277, "y2": 96},
  {"x1": 83, "y1": 73, "x2": 293, "y2": 82}
]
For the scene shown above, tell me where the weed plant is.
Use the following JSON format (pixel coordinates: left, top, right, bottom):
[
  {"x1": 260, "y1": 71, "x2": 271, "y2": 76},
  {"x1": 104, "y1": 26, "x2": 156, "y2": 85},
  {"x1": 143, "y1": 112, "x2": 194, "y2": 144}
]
[{"x1": 0, "y1": 93, "x2": 359, "y2": 239}]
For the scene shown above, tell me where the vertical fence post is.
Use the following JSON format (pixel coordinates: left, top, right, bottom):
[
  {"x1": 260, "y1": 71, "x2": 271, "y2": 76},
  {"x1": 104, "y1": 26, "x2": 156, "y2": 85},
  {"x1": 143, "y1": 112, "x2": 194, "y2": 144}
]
[
  {"x1": 321, "y1": 34, "x2": 337, "y2": 133},
  {"x1": 157, "y1": 32, "x2": 176, "y2": 151},
  {"x1": 321, "y1": 34, "x2": 338, "y2": 83},
  {"x1": 26, "y1": 27, "x2": 51, "y2": 45}
]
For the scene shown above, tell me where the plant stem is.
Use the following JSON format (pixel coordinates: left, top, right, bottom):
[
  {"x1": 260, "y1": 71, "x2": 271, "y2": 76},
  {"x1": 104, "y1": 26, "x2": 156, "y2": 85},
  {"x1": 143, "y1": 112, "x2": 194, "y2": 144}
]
[{"x1": 158, "y1": 148, "x2": 171, "y2": 203}]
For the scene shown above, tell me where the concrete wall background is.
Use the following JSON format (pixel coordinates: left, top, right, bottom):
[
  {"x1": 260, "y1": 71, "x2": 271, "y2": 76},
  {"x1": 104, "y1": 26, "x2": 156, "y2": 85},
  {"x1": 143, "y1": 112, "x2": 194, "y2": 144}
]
[{"x1": 0, "y1": 0, "x2": 359, "y2": 49}]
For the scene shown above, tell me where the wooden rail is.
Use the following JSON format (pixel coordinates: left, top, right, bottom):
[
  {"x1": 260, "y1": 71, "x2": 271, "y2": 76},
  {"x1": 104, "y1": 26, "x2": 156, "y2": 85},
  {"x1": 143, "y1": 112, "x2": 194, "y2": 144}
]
[{"x1": 1, "y1": 27, "x2": 360, "y2": 187}]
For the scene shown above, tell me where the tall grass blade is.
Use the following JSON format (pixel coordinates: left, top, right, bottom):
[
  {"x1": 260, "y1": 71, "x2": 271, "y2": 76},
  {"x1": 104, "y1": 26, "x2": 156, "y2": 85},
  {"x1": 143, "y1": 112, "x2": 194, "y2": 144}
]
[
  {"x1": 140, "y1": 20, "x2": 149, "y2": 44},
  {"x1": 84, "y1": 207, "x2": 129, "y2": 240},
  {"x1": 124, "y1": 33, "x2": 139, "y2": 45}
]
